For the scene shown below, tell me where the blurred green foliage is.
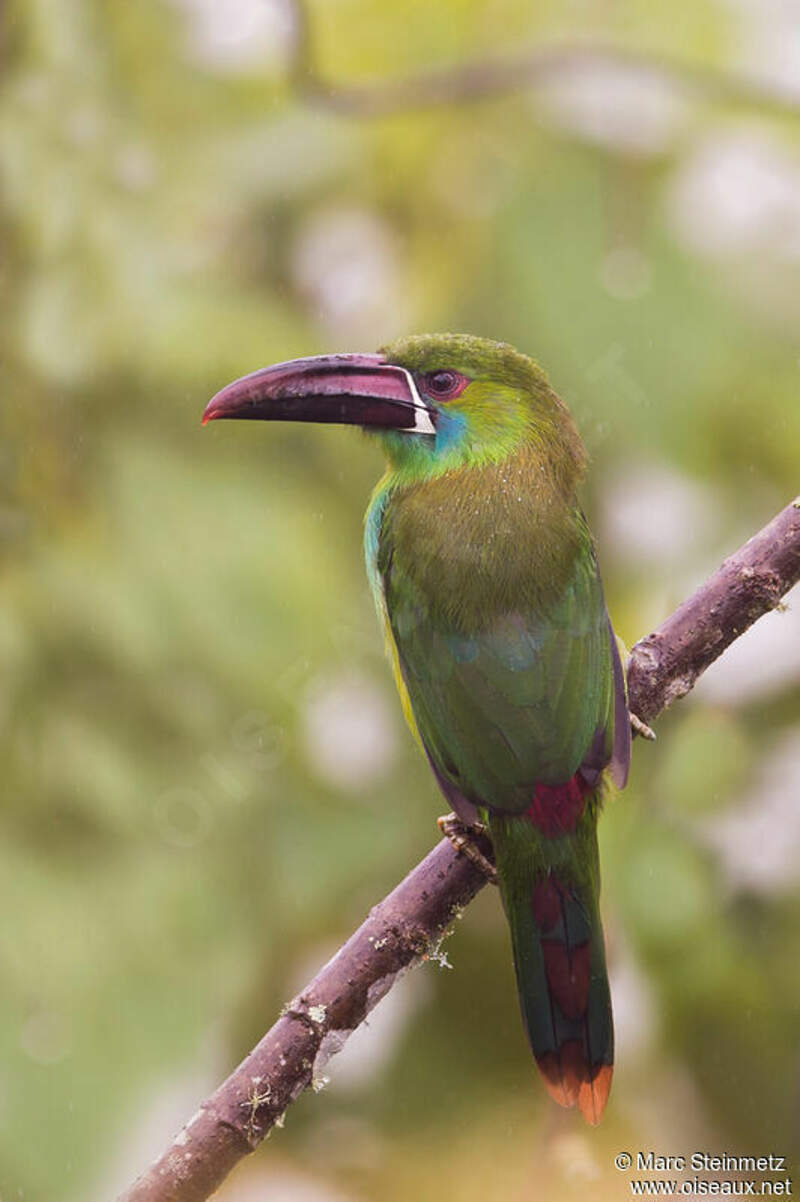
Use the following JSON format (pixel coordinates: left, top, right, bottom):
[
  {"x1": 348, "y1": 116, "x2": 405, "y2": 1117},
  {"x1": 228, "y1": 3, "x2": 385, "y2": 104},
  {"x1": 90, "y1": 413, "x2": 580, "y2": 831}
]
[{"x1": 1, "y1": 2, "x2": 799, "y2": 1199}]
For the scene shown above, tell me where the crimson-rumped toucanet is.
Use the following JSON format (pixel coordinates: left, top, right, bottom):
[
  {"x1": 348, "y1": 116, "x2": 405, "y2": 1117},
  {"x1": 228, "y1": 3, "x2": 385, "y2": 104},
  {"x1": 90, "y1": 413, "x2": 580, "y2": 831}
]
[{"x1": 204, "y1": 334, "x2": 631, "y2": 1123}]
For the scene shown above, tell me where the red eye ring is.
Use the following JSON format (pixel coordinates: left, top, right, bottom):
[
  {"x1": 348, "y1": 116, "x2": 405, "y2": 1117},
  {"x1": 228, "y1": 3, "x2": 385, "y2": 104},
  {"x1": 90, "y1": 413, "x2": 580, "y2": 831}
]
[{"x1": 420, "y1": 370, "x2": 469, "y2": 401}]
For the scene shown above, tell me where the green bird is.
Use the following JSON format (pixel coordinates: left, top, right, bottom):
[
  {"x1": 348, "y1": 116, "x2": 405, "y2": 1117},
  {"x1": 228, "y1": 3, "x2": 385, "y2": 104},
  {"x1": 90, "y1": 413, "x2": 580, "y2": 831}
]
[{"x1": 204, "y1": 333, "x2": 631, "y2": 1124}]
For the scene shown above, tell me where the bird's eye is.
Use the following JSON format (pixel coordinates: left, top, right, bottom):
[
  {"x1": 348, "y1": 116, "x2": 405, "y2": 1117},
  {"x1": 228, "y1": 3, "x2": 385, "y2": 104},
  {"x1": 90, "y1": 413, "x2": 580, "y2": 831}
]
[{"x1": 421, "y1": 370, "x2": 468, "y2": 401}]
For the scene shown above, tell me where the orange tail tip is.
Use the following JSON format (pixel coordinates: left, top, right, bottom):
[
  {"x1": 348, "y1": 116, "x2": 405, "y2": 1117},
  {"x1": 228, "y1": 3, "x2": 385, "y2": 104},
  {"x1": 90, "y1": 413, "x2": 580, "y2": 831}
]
[
  {"x1": 536, "y1": 1040, "x2": 584, "y2": 1108},
  {"x1": 578, "y1": 1063, "x2": 613, "y2": 1126},
  {"x1": 536, "y1": 1043, "x2": 613, "y2": 1125}
]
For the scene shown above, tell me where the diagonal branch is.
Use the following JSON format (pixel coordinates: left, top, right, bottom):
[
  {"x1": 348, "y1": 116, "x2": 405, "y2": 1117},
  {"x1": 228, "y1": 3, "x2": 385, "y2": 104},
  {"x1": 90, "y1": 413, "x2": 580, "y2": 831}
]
[
  {"x1": 627, "y1": 499, "x2": 800, "y2": 722},
  {"x1": 118, "y1": 497, "x2": 800, "y2": 1202},
  {"x1": 286, "y1": 0, "x2": 800, "y2": 120}
]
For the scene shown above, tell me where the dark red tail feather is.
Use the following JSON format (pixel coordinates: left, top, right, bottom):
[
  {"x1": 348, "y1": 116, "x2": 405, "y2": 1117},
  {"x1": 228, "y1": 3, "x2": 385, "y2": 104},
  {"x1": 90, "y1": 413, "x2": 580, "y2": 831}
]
[{"x1": 490, "y1": 815, "x2": 615, "y2": 1125}]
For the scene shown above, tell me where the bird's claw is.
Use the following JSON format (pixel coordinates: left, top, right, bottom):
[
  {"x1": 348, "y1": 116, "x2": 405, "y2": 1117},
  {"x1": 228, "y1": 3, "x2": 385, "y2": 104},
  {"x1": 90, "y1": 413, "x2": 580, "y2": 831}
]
[
  {"x1": 630, "y1": 711, "x2": 656, "y2": 741},
  {"x1": 437, "y1": 813, "x2": 497, "y2": 884}
]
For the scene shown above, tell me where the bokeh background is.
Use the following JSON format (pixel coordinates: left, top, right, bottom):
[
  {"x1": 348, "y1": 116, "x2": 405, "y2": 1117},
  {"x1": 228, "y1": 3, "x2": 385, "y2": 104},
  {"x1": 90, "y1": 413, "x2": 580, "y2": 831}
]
[{"x1": 2, "y1": 2, "x2": 800, "y2": 1199}]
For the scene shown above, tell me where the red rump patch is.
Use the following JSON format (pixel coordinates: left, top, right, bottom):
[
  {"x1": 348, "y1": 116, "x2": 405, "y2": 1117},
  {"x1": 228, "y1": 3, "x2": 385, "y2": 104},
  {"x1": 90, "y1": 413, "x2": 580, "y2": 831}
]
[
  {"x1": 527, "y1": 772, "x2": 591, "y2": 836},
  {"x1": 541, "y1": 939, "x2": 591, "y2": 1020}
]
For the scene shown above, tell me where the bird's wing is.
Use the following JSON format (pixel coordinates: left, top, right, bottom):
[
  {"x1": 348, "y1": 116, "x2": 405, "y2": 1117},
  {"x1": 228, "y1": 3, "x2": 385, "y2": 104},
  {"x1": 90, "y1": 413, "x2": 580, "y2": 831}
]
[{"x1": 379, "y1": 517, "x2": 628, "y2": 815}]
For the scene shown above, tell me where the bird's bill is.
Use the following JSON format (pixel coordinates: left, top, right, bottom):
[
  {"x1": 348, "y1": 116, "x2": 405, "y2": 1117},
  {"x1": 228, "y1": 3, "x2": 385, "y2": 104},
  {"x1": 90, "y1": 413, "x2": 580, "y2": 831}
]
[{"x1": 203, "y1": 353, "x2": 435, "y2": 435}]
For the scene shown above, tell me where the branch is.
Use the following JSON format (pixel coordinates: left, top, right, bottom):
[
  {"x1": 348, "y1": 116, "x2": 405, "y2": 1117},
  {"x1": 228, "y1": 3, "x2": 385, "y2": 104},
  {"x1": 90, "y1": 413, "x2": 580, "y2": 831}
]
[
  {"x1": 627, "y1": 498, "x2": 800, "y2": 722},
  {"x1": 286, "y1": 1, "x2": 800, "y2": 120},
  {"x1": 118, "y1": 497, "x2": 800, "y2": 1202}
]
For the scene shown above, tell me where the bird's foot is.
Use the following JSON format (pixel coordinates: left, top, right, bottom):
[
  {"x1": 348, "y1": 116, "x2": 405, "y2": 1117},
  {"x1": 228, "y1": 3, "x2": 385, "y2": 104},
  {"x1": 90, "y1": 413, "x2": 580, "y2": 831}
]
[
  {"x1": 437, "y1": 813, "x2": 497, "y2": 884},
  {"x1": 630, "y1": 711, "x2": 656, "y2": 741}
]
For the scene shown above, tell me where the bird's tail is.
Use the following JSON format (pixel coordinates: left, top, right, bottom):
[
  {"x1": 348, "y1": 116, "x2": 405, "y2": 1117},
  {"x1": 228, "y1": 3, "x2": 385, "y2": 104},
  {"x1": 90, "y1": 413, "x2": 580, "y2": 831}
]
[{"x1": 487, "y1": 807, "x2": 613, "y2": 1124}]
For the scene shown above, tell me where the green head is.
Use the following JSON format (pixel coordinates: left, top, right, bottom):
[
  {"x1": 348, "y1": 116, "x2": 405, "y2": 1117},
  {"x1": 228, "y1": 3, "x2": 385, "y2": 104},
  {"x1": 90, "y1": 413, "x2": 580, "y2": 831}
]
[
  {"x1": 377, "y1": 333, "x2": 585, "y2": 481},
  {"x1": 203, "y1": 332, "x2": 585, "y2": 487}
]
